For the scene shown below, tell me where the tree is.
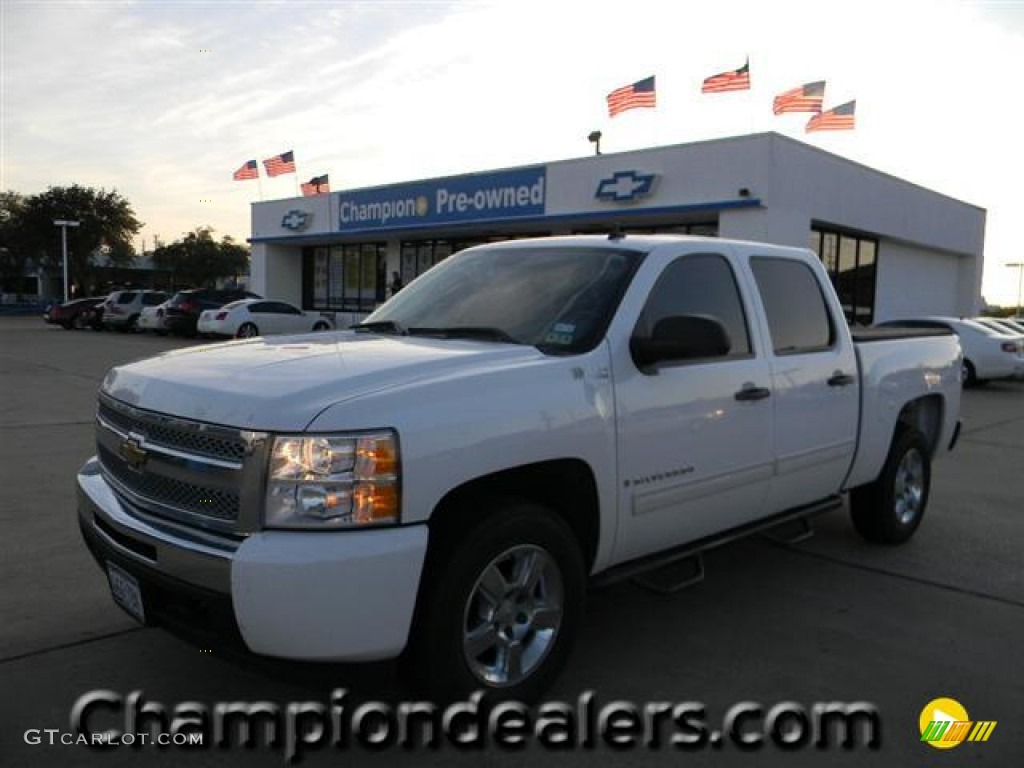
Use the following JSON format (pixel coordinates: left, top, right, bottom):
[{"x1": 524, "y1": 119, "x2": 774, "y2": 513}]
[
  {"x1": 18, "y1": 185, "x2": 143, "y2": 295},
  {"x1": 152, "y1": 227, "x2": 249, "y2": 288},
  {"x1": 0, "y1": 191, "x2": 31, "y2": 297}
]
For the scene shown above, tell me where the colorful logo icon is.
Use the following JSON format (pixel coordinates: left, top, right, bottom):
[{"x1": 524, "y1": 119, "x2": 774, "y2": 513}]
[{"x1": 919, "y1": 697, "x2": 996, "y2": 749}]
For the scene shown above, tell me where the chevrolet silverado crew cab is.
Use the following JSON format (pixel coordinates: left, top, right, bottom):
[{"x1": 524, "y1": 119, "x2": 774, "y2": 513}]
[{"x1": 78, "y1": 235, "x2": 962, "y2": 701}]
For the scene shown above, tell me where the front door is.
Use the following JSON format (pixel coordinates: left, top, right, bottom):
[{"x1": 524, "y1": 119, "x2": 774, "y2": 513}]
[{"x1": 611, "y1": 251, "x2": 775, "y2": 565}]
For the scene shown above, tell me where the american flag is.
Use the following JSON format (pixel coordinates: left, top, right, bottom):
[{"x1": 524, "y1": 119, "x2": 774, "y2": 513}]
[
  {"x1": 263, "y1": 150, "x2": 296, "y2": 177},
  {"x1": 806, "y1": 100, "x2": 856, "y2": 132},
  {"x1": 607, "y1": 76, "x2": 657, "y2": 117},
  {"x1": 773, "y1": 81, "x2": 825, "y2": 115},
  {"x1": 300, "y1": 174, "x2": 330, "y2": 196},
  {"x1": 701, "y1": 60, "x2": 750, "y2": 94},
  {"x1": 232, "y1": 159, "x2": 258, "y2": 181}
]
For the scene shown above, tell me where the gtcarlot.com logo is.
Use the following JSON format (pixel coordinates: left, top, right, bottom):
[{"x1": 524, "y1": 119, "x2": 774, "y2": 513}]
[{"x1": 919, "y1": 697, "x2": 996, "y2": 749}]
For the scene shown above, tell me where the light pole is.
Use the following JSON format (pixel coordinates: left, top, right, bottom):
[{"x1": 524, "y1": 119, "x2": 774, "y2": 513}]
[
  {"x1": 53, "y1": 219, "x2": 80, "y2": 303},
  {"x1": 1009, "y1": 262, "x2": 1024, "y2": 318}
]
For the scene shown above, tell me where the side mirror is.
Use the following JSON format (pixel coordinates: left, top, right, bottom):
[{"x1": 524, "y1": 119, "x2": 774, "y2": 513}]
[{"x1": 631, "y1": 314, "x2": 731, "y2": 369}]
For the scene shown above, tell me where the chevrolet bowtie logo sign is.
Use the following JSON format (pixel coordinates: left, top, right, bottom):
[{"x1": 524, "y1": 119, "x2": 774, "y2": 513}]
[
  {"x1": 282, "y1": 209, "x2": 312, "y2": 231},
  {"x1": 119, "y1": 435, "x2": 148, "y2": 470},
  {"x1": 595, "y1": 170, "x2": 658, "y2": 203}
]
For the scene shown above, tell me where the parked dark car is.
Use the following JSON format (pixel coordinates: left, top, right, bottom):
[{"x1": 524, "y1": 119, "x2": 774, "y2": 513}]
[
  {"x1": 42, "y1": 297, "x2": 106, "y2": 330},
  {"x1": 163, "y1": 288, "x2": 261, "y2": 336},
  {"x1": 83, "y1": 298, "x2": 111, "y2": 331}
]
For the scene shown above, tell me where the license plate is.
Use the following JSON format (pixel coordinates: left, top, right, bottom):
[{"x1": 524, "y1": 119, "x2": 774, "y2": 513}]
[{"x1": 107, "y1": 562, "x2": 145, "y2": 624}]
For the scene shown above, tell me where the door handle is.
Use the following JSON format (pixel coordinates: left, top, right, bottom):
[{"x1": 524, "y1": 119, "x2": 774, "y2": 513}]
[
  {"x1": 734, "y1": 385, "x2": 771, "y2": 402},
  {"x1": 828, "y1": 372, "x2": 856, "y2": 387}
]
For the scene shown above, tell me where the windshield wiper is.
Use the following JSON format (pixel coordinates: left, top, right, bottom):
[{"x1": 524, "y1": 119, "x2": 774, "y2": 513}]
[
  {"x1": 407, "y1": 326, "x2": 523, "y2": 344},
  {"x1": 351, "y1": 320, "x2": 407, "y2": 336}
]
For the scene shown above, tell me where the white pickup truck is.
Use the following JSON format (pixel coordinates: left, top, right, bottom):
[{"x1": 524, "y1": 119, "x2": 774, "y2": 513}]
[{"x1": 78, "y1": 235, "x2": 962, "y2": 701}]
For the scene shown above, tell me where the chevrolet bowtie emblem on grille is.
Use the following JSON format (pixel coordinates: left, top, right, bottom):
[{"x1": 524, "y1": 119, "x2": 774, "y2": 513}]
[{"x1": 119, "y1": 435, "x2": 148, "y2": 470}]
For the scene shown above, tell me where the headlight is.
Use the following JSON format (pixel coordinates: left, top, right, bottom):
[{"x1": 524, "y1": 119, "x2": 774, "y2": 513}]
[{"x1": 265, "y1": 431, "x2": 400, "y2": 529}]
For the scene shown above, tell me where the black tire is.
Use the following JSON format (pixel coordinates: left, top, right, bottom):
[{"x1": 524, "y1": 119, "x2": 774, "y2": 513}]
[
  {"x1": 962, "y1": 359, "x2": 978, "y2": 387},
  {"x1": 850, "y1": 427, "x2": 931, "y2": 544},
  {"x1": 403, "y1": 502, "x2": 585, "y2": 703},
  {"x1": 312, "y1": 321, "x2": 330, "y2": 332},
  {"x1": 236, "y1": 322, "x2": 259, "y2": 339}
]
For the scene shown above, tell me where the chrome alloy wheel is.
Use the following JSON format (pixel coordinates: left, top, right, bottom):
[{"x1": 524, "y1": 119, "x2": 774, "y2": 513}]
[
  {"x1": 894, "y1": 448, "x2": 925, "y2": 524},
  {"x1": 462, "y1": 545, "x2": 564, "y2": 687}
]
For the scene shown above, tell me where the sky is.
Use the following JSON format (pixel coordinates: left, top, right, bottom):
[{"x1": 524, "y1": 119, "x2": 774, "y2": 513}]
[{"x1": 3, "y1": 0, "x2": 1023, "y2": 306}]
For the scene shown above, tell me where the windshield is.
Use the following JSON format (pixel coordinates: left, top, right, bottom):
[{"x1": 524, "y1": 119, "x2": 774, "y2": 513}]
[{"x1": 363, "y1": 245, "x2": 643, "y2": 354}]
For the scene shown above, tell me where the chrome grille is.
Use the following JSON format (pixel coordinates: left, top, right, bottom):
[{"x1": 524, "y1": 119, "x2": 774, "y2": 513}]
[
  {"x1": 95, "y1": 394, "x2": 268, "y2": 533},
  {"x1": 98, "y1": 445, "x2": 239, "y2": 520},
  {"x1": 98, "y1": 399, "x2": 246, "y2": 462}
]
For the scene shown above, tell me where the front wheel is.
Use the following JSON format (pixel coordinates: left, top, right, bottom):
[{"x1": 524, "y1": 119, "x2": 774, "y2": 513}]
[
  {"x1": 312, "y1": 321, "x2": 330, "y2": 332},
  {"x1": 962, "y1": 359, "x2": 978, "y2": 387},
  {"x1": 404, "y1": 502, "x2": 585, "y2": 703},
  {"x1": 850, "y1": 427, "x2": 931, "y2": 544},
  {"x1": 236, "y1": 322, "x2": 259, "y2": 338}
]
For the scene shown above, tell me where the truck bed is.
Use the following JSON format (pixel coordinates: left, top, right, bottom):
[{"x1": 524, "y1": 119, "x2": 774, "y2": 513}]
[{"x1": 851, "y1": 326, "x2": 954, "y2": 343}]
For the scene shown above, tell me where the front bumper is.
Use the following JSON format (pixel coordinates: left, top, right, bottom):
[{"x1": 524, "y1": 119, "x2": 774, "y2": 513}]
[{"x1": 77, "y1": 457, "x2": 428, "y2": 661}]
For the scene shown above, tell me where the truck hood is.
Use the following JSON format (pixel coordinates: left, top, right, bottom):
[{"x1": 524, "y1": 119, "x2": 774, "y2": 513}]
[{"x1": 101, "y1": 332, "x2": 545, "y2": 430}]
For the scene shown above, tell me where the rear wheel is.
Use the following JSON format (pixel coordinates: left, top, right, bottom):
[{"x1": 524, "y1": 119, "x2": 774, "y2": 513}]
[
  {"x1": 850, "y1": 427, "x2": 931, "y2": 544},
  {"x1": 236, "y1": 322, "x2": 259, "y2": 338},
  {"x1": 312, "y1": 321, "x2": 330, "y2": 332},
  {"x1": 404, "y1": 502, "x2": 584, "y2": 703}
]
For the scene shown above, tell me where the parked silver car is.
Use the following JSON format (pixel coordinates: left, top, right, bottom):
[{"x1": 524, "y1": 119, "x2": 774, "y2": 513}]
[{"x1": 102, "y1": 290, "x2": 169, "y2": 332}]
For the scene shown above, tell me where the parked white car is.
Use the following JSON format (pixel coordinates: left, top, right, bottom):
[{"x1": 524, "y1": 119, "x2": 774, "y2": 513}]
[
  {"x1": 136, "y1": 301, "x2": 170, "y2": 335},
  {"x1": 879, "y1": 316, "x2": 1024, "y2": 385},
  {"x1": 197, "y1": 299, "x2": 333, "y2": 338},
  {"x1": 975, "y1": 316, "x2": 1024, "y2": 337}
]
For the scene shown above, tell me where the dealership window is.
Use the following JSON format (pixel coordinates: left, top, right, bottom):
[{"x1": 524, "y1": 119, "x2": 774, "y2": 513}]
[
  {"x1": 809, "y1": 227, "x2": 877, "y2": 325},
  {"x1": 399, "y1": 234, "x2": 551, "y2": 285},
  {"x1": 305, "y1": 243, "x2": 386, "y2": 312},
  {"x1": 400, "y1": 240, "x2": 454, "y2": 286}
]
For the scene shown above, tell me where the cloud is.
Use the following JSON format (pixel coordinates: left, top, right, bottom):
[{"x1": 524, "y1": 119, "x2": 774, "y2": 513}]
[{"x1": 3, "y1": 0, "x2": 1022, "y2": 303}]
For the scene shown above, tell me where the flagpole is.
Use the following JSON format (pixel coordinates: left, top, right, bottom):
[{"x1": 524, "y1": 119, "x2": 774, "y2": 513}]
[
  {"x1": 257, "y1": 173, "x2": 264, "y2": 202},
  {"x1": 747, "y1": 55, "x2": 754, "y2": 135}
]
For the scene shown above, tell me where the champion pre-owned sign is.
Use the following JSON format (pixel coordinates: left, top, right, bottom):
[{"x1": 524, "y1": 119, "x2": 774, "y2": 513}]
[{"x1": 338, "y1": 167, "x2": 546, "y2": 232}]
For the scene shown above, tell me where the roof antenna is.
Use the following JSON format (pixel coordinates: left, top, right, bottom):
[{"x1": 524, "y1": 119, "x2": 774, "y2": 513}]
[{"x1": 607, "y1": 223, "x2": 624, "y2": 241}]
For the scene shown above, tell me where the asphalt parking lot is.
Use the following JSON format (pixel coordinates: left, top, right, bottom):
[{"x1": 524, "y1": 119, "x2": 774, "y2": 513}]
[{"x1": 1, "y1": 316, "x2": 1022, "y2": 767}]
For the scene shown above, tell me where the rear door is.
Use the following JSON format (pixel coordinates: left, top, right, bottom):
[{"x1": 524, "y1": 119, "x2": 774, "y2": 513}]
[
  {"x1": 270, "y1": 301, "x2": 308, "y2": 333},
  {"x1": 611, "y1": 248, "x2": 775, "y2": 564},
  {"x1": 246, "y1": 301, "x2": 279, "y2": 334},
  {"x1": 748, "y1": 255, "x2": 859, "y2": 511}
]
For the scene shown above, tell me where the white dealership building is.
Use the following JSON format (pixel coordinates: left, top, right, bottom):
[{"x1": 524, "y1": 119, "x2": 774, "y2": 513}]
[{"x1": 249, "y1": 132, "x2": 985, "y2": 326}]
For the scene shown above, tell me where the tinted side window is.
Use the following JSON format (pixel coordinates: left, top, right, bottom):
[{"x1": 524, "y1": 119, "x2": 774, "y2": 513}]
[
  {"x1": 751, "y1": 257, "x2": 835, "y2": 354},
  {"x1": 116, "y1": 292, "x2": 136, "y2": 304},
  {"x1": 637, "y1": 253, "x2": 751, "y2": 358}
]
